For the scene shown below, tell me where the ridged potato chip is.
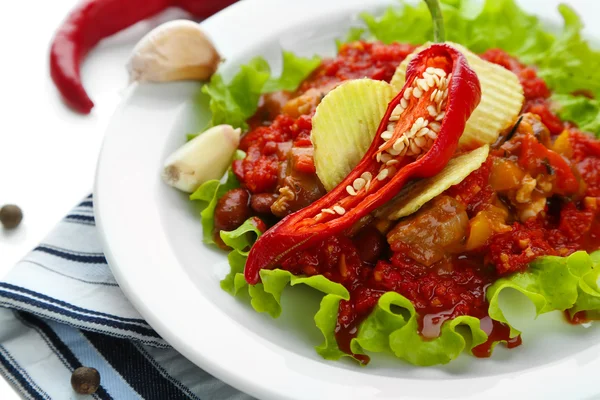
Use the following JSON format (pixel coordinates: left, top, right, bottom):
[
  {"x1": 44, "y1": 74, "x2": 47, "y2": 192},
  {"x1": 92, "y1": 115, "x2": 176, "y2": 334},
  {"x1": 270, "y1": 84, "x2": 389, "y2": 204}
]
[
  {"x1": 391, "y1": 42, "x2": 524, "y2": 146},
  {"x1": 311, "y1": 79, "x2": 395, "y2": 191},
  {"x1": 376, "y1": 145, "x2": 490, "y2": 220}
]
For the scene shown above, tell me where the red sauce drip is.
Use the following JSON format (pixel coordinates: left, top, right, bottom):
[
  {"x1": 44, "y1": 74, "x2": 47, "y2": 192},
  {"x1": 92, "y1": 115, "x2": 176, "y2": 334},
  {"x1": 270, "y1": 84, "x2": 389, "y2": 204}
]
[
  {"x1": 335, "y1": 299, "x2": 372, "y2": 365},
  {"x1": 565, "y1": 310, "x2": 589, "y2": 325},
  {"x1": 472, "y1": 317, "x2": 522, "y2": 358}
]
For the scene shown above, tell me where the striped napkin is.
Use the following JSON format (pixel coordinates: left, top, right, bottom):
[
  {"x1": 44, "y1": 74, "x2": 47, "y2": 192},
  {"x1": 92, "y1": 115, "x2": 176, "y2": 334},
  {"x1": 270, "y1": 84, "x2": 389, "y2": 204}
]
[{"x1": 0, "y1": 195, "x2": 251, "y2": 400}]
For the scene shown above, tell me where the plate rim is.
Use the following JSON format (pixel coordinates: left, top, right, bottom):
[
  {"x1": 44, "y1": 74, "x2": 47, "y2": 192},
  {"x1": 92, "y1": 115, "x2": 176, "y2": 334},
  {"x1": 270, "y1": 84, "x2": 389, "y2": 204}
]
[{"x1": 95, "y1": 1, "x2": 600, "y2": 399}]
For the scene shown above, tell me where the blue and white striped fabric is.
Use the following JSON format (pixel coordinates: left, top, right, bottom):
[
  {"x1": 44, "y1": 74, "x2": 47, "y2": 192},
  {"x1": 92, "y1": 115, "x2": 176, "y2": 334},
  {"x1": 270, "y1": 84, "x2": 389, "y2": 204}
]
[{"x1": 0, "y1": 195, "x2": 251, "y2": 399}]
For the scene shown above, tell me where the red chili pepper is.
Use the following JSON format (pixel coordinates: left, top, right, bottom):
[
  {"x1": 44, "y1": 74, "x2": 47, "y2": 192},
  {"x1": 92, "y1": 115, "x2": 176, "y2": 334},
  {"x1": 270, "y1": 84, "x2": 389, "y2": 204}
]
[
  {"x1": 245, "y1": 44, "x2": 482, "y2": 284},
  {"x1": 49, "y1": 0, "x2": 237, "y2": 114}
]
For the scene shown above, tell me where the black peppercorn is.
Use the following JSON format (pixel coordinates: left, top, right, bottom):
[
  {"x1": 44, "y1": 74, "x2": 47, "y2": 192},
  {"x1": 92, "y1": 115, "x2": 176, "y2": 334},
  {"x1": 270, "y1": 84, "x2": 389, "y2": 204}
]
[
  {"x1": 71, "y1": 367, "x2": 100, "y2": 395},
  {"x1": 0, "y1": 205, "x2": 23, "y2": 229}
]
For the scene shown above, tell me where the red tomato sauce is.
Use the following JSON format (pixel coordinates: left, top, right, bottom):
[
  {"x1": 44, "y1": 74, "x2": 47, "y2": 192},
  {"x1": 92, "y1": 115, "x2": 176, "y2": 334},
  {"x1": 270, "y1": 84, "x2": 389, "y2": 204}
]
[{"x1": 224, "y1": 43, "x2": 600, "y2": 362}]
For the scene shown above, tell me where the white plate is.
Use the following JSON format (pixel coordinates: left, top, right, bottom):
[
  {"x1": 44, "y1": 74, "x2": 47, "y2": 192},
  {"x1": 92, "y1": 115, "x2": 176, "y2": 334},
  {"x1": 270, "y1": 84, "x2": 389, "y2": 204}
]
[{"x1": 95, "y1": 1, "x2": 600, "y2": 399}]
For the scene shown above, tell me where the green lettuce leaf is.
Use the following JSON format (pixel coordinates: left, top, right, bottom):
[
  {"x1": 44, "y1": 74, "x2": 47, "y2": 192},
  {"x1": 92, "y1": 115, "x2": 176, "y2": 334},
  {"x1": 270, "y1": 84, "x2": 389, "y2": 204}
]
[
  {"x1": 202, "y1": 57, "x2": 270, "y2": 130},
  {"x1": 335, "y1": 27, "x2": 366, "y2": 50},
  {"x1": 360, "y1": 0, "x2": 600, "y2": 135},
  {"x1": 201, "y1": 52, "x2": 321, "y2": 130},
  {"x1": 262, "y1": 51, "x2": 321, "y2": 93},
  {"x1": 350, "y1": 292, "x2": 487, "y2": 366},
  {"x1": 487, "y1": 251, "x2": 600, "y2": 336},
  {"x1": 552, "y1": 94, "x2": 600, "y2": 136},
  {"x1": 189, "y1": 170, "x2": 239, "y2": 245},
  {"x1": 218, "y1": 219, "x2": 351, "y2": 357}
]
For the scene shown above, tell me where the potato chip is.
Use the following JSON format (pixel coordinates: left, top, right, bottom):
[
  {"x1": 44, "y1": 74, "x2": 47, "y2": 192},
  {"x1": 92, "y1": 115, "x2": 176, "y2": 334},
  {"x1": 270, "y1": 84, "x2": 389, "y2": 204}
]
[
  {"x1": 391, "y1": 42, "x2": 524, "y2": 146},
  {"x1": 376, "y1": 145, "x2": 490, "y2": 220}
]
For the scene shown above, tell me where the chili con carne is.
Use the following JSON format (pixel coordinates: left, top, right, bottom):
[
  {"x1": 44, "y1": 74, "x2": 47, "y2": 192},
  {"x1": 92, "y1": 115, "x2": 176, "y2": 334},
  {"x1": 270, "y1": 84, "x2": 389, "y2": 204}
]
[{"x1": 244, "y1": 44, "x2": 482, "y2": 284}]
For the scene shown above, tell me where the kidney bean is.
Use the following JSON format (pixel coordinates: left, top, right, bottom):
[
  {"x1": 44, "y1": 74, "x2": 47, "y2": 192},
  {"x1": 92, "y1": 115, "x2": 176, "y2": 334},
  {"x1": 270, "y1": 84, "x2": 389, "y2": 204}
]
[
  {"x1": 353, "y1": 226, "x2": 387, "y2": 264},
  {"x1": 250, "y1": 193, "x2": 278, "y2": 215},
  {"x1": 214, "y1": 188, "x2": 251, "y2": 234}
]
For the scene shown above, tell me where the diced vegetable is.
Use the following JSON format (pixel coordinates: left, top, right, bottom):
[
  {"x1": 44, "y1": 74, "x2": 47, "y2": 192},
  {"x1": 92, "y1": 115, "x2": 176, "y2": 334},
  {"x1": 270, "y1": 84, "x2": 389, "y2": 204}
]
[
  {"x1": 489, "y1": 158, "x2": 526, "y2": 191},
  {"x1": 376, "y1": 145, "x2": 489, "y2": 220},
  {"x1": 465, "y1": 207, "x2": 511, "y2": 251},
  {"x1": 311, "y1": 79, "x2": 395, "y2": 191},
  {"x1": 391, "y1": 42, "x2": 524, "y2": 146}
]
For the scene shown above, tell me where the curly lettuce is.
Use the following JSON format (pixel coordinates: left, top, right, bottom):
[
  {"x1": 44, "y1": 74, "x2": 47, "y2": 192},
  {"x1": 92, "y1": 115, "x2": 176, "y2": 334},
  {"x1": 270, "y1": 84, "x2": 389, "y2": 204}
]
[
  {"x1": 219, "y1": 227, "x2": 600, "y2": 366},
  {"x1": 488, "y1": 251, "x2": 600, "y2": 336},
  {"x1": 189, "y1": 170, "x2": 240, "y2": 245},
  {"x1": 201, "y1": 51, "x2": 320, "y2": 131},
  {"x1": 352, "y1": 0, "x2": 600, "y2": 135}
]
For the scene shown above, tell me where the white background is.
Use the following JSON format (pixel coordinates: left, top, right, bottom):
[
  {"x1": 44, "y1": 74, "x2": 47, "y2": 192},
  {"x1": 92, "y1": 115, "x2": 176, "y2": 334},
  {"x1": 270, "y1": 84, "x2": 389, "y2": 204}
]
[
  {"x1": 0, "y1": 0, "x2": 598, "y2": 399},
  {"x1": 0, "y1": 1, "x2": 190, "y2": 397}
]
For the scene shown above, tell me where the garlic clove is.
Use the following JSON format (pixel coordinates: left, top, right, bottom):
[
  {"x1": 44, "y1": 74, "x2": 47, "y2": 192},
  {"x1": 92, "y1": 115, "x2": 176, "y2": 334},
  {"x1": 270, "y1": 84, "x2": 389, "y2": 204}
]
[
  {"x1": 128, "y1": 20, "x2": 221, "y2": 83},
  {"x1": 162, "y1": 125, "x2": 241, "y2": 193}
]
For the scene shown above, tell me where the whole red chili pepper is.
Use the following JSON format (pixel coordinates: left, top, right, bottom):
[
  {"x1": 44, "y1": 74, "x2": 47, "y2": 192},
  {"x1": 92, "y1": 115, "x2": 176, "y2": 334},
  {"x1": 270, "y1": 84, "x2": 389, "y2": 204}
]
[
  {"x1": 244, "y1": 44, "x2": 481, "y2": 285},
  {"x1": 50, "y1": 0, "x2": 237, "y2": 114}
]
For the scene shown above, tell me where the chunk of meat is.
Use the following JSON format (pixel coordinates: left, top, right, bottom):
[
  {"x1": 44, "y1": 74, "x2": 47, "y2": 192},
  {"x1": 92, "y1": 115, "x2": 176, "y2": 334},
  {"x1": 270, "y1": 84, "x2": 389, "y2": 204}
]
[
  {"x1": 271, "y1": 147, "x2": 326, "y2": 217},
  {"x1": 387, "y1": 196, "x2": 468, "y2": 266}
]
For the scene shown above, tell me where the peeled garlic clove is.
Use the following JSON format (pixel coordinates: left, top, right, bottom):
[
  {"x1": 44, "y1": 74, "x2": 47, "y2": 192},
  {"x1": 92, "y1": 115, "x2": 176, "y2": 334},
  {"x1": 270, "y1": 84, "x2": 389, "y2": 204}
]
[
  {"x1": 128, "y1": 20, "x2": 221, "y2": 83},
  {"x1": 162, "y1": 125, "x2": 241, "y2": 193}
]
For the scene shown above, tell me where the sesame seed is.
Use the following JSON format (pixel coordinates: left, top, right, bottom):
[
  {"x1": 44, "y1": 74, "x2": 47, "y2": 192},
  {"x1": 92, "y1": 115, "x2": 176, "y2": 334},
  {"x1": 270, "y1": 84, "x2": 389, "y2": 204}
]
[
  {"x1": 430, "y1": 89, "x2": 438, "y2": 102},
  {"x1": 437, "y1": 101, "x2": 446, "y2": 114},
  {"x1": 429, "y1": 122, "x2": 441, "y2": 132},
  {"x1": 413, "y1": 87, "x2": 423, "y2": 99},
  {"x1": 387, "y1": 147, "x2": 401, "y2": 156},
  {"x1": 377, "y1": 168, "x2": 389, "y2": 181},
  {"x1": 380, "y1": 153, "x2": 392, "y2": 163},
  {"x1": 321, "y1": 208, "x2": 336, "y2": 215},
  {"x1": 386, "y1": 159, "x2": 399, "y2": 166},
  {"x1": 400, "y1": 98, "x2": 408, "y2": 108},
  {"x1": 427, "y1": 105, "x2": 437, "y2": 117},
  {"x1": 425, "y1": 73, "x2": 435, "y2": 87},
  {"x1": 393, "y1": 138, "x2": 406, "y2": 152},
  {"x1": 361, "y1": 172, "x2": 372, "y2": 182},
  {"x1": 353, "y1": 178, "x2": 366, "y2": 190},
  {"x1": 410, "y1": 141, "x2": 421, "y2": 154},
  {"x1": 381, "y1": 131, "x2": 393, "y2": 141},
  {"x1": 403, "y1": 87, "x2": 412, "y2": 100},
  {"x1": 346, "y1": 185, "x2": 357, "y2": 196},
  {"x1": 414, "y1": 136, "x2": 427, "y2": 148},
  {"x1": 437, "y1": 77, "x2": 446, "y2": 91},
  {"x1": 417, "y1": 79, "x2": 429, "y2": 92},
  {"x1": 436, "y1": 111, "x2": 446, "y2": 121},
  {"x1": 433, "y1": 68, "x2": 446, "y2": 78},
  {"x1": 333, "y1": 206, "x2": 346, "y2": 215},
  {"x1": 417, "y1": 127, "x2": 430, "y2": 137}
]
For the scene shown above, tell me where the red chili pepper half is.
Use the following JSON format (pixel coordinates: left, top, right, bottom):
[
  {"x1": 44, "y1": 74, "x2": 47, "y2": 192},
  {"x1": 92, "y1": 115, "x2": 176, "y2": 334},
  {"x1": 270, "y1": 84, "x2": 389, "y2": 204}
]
[
  {"x1": 49, "y1": 0, "x2": 237, "y2": 114},
  {"x1": 245, "y1": 44, "x2": 482, "y2": 284}
]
